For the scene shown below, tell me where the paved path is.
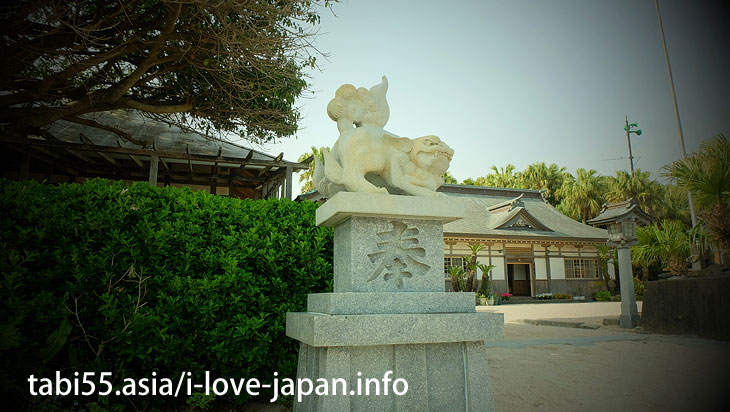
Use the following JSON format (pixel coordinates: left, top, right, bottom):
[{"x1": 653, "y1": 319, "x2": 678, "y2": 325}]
[{"x1": 481, "y1": 301, "x2": 728, "y2": 412}]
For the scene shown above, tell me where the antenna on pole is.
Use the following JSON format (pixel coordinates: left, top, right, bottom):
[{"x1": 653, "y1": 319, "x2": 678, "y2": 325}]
[{"x1": 623, "y1": 115, "x2": 642, "y2": 177}]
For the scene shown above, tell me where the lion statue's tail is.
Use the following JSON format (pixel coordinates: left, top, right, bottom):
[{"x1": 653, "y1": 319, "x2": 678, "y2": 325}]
[{"x1": 313, "y1": 148, "x2": 346, "y2": 198}]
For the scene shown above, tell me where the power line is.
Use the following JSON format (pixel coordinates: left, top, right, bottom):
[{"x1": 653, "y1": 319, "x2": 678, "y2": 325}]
[{"x1": 603, "y1": 156, "x2": 642, "y2": 162}]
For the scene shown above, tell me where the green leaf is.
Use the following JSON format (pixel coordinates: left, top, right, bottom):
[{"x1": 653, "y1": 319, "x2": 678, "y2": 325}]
[{"x1": 39, "y1": 318, "x2": 72, "y2": 363}]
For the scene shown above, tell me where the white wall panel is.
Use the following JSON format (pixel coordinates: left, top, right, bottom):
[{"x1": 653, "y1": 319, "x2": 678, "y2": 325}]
[
  {"x1": 535, "y1": 258, "x2": 548, "y2": 280},
  {"x1": 491, "y1": 257, "x2": 505, "y2": 280},
  {"x1": 549, "y1": 257, "x2": 565, "y2": 279}
]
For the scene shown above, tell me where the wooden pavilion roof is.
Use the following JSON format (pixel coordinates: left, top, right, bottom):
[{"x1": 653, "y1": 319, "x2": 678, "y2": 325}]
[{"x1": 0, "y1": 111, "x2": 308, "y2": 199}]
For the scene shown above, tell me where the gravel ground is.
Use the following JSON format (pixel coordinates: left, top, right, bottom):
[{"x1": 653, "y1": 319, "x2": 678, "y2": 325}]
[{"x1": 488, "y1": 324, "x2": 728, "y2": 412}]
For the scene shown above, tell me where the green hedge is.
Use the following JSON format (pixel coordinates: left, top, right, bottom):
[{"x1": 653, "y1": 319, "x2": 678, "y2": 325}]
[{"x1": 0, "y1": 179, "x2": 333, "y2": 411}]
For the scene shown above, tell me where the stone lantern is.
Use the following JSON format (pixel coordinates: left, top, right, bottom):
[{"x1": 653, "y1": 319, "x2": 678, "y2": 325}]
[{"x1": 588, "y1": 199, "x2": 654, "y2": 328}]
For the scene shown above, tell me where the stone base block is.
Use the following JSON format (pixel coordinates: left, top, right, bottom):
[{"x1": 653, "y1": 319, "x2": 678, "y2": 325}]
[
  {"x1": 286, "y1": 311, "x2": 503, "y2": 347},
  {"x1": 293, "y1": 341, "x2": 496, "y2": 412},
  {"x1": 307, "y1": 292, "x2": 477, "y2": 315},
  {"x1": 619, "y1": 313, "x2": 641, "y2": 329}
]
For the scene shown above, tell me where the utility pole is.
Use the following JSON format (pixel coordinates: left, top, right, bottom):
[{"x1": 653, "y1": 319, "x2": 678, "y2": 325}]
[
  {"x1": 624, "y1": 116, "x2": 642, "y2": 177},
  {"x1": 655, "y1": 0, "x2": 698, "y2": 227}
]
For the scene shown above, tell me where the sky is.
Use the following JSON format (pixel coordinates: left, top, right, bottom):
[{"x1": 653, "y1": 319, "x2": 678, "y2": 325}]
[{"x1": 247, "y1": 0, "x2": 728, "y2": 195}]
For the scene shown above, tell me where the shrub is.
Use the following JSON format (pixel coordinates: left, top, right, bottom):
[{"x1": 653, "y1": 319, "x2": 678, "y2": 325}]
[
  {"x1": 0, "y1": 179, "x2": 333, "y2": 411},
  {"x1": 553, "y1": 293, "x2": 573, "y2": 300},
  {"x1": 634, "y1": 276, "x2": 645, "y2": 301},
  {"x1": 594, "y1": 290, "x2": 611, "y2": 301},
  {"x1": 632, "y1": 220, "x2": 693, "y2": 276}
]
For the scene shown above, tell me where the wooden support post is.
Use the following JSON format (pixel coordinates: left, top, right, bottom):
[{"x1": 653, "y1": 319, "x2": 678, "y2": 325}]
[
  {"x1": 544, "y1": 246, "x2": 552, "y2": 293},
  {"x1": 148, "y1": 155, "x2": 159, "y2": 186},
  {"x1": 285, "y1": 166, "x2": 293, "y2": 200},
  {"x1": 530, "y1": 244, "x2": 536, "y2": 297},
  {"x1": 211, "y1": 146, "x2": 222, "y2": 195},
  {"x1": 152, "y1": 142, "x2": 169, "y2": 176},
  {"x1": 185, "y1": 145, "x2": 194, "y2": 174}
]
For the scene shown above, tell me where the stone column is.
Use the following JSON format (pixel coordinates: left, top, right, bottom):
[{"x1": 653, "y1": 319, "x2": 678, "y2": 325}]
[
  {"x1": 616, "y1": 247, "x2": 640, "y2": 328},
  {"x1": 287, "y1": 192, "x2": 503, "y2": 411}
]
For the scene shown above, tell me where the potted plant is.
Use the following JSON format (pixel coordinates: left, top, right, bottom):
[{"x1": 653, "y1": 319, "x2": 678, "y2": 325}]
[
  {"x1": 477, "y1": 293, "x2": 487, "y2": 306},
  {"x1": 500, "y1": 292, "x2": 512, "y2": 301},
  {"x1": 486, "y1": 294, "x2": 495, "y2": 305}
]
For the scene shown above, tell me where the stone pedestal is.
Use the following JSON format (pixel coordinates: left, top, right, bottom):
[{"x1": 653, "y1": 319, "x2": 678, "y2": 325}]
[{"x1": 286, "y1": 192, "x2": 503, "y2": 411}]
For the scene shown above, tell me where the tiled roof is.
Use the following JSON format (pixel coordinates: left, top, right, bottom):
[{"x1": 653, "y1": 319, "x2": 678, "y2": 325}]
[
  {"x1": 44, "y1": 110, "x2": 304, "y2": 167},
  {"x1": 587, "y1": 199, "x2": 655, "y2": 226},
  {"x1": 442, "y1": 187, "x2": 608, "y2": 241}
]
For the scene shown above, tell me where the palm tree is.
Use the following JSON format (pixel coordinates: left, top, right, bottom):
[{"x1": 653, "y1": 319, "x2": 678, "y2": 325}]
[
  {"x1": 463, "y1": 243, "x2": 486, "y2": 292},
  {"x1": 557, "y1": 168, "x2": 605, "y2": 223},
  {"x1": 632, "y1": 220, "x2": 693, "y2": 276},
  {"x1": 473, "y1": 175, "x2": 490, "y2": 187},
  {"x1": 297, "y1": 146, "x2": 328, "y2": 194},
  {"x1": 482, "y1": 164, "x2": 520, "y2": 188},
  {"x1": 664, "y1": 134, "x2": 730, "y2": 265},
  {"x1": 654, "y1": 183, "x2": 692, "y2": 227},
  {"x1": 595, "y1": 244, "x2": 617, "y2": 292},
  {"x1": 447, "y1": 266, "x2": 466, "y2": 292},
  {"x1": 604, "y1": 169, "x2": 664, "y2": 217},
  {"x1": 476, "y1": 263, "x2": 496, "y2": 296},
  {"x1": 441, "y1": 171, "x2": 458, "y2": 184},
  {"x1": 519, "y1": 162, "x2": 567, "y2": 205}
]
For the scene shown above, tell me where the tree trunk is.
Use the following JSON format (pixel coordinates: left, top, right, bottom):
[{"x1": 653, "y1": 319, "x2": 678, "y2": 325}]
[
  {"x1": 602, "y1": 267, "x2": 612, "y2": 293},
  {"x1": 466, "y1": 272, "x2": 475, "y2": 292}
]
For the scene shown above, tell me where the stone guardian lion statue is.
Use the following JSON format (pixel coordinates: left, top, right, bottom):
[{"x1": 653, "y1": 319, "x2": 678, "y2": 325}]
[{"x1": 314, "y1": 76, "x2": 454, "y2": 197}]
